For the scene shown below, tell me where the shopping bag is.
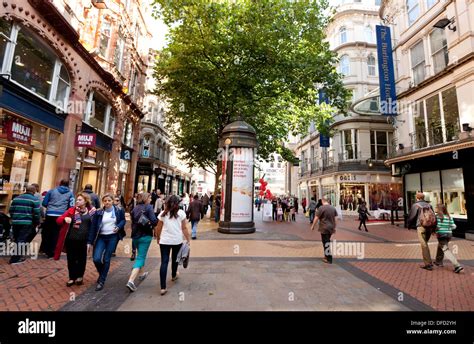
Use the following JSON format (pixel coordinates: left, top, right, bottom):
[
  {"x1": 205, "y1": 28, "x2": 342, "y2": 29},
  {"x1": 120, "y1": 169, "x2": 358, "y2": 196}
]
[{"x1": 305, "y1": 210, "x2": 309, "y2": 218}]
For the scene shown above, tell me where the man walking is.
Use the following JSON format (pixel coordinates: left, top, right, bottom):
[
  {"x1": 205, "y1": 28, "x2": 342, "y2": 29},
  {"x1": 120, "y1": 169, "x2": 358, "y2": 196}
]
[
  {"x1": 308, "y1": 197, "x2": 317, "y2": 224},
  {"x1": 83, "y1": 184, "x2": 100, "y2": 209},
  {"x1": 41, "y1": 180, "x2": 74, "y2": 258},
  {"x1": 8, "y1": 185, "x2": 41, "y2": 264},
  {"x1": 407, "y1": 192, "x2": 437, "y2": 270},
  {"x1": 310, "y1": 197, "x2": 337, "y2": 264},
  {"x1": 187, "y1": 195, "x2": 203, "y2": 240},
  {"x1": 201, "y1": 193, "x2": 210, "y2": 218}
]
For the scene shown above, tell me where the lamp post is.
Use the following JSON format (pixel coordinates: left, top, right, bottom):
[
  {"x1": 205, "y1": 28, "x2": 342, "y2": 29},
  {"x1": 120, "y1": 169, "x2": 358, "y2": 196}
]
[{"x1": 218, "y1": 120, "x2": 258, "y2": 234}]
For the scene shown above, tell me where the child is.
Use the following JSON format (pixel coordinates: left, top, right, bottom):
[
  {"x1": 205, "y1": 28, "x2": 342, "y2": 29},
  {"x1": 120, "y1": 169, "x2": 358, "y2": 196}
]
[{"x1": 277, "y1": 205, "x2": 283, "y2": 222}]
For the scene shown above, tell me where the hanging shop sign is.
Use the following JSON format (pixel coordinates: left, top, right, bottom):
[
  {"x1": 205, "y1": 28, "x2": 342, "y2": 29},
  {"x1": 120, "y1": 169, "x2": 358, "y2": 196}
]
[
  {"x1": 75, "y1": 133, "x2": 96, "y2": 148},
  {"x1": 121, "y1": 149, "x2": 132, "y2": 161},
  {"x1": 6, "y1": 119, "x2": 32, "y2": 145}
]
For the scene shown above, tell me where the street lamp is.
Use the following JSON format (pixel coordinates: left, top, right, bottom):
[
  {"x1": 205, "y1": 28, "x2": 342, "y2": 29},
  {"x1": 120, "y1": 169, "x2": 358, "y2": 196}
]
[
  {"x1": 367, "y1": 159, "x2": 373, "y2": 168},
  {"x1": 433, "y1": 18, "x2": 456, "y2": 32}
]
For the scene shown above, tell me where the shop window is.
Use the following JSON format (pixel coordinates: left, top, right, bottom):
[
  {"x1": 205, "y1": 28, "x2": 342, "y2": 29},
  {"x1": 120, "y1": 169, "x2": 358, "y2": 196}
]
[
  {"x1": 405, "y1": 173, "x2": 421, "y2": 210},
  {"x1": 31, "y1": 126, "x2": 47, "y2": 151},
  {"x1": 340, "y1": 184, "x2": 365, "y2": 211},
  {"x1": 407, "y1": 0, "x2": 420, "y2": 25},
  {"x1": 410, "y1": 40, "x2": 425, "y2": 85},
  {"x1": 369, "y1": 183, "x2": 402, "y2": 211},
  {"x1": 430, "y1": 28, "x2": 448, "y2": 74},
  {"x1": 370, "y1": 131, "x2": 389, "y2": 160},
  {"x1": 422, "y1": 171, "x2": 442, "y2": 206},
  {"x1": 441, "y1": 168, "x2": 466, "y2": 219},
  {"x1": 425, "y1": 93, "x2": 443, "y2": 146},
  {"x1": 442, "y1": 88, "x2": 460, "y2": 142},
  {"x1": 41, "y1": 154, "x2": 56, "y2": 193}
]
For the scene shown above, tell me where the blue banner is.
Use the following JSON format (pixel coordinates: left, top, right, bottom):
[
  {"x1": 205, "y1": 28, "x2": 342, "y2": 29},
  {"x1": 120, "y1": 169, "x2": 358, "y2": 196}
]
[
  {"x1": 376, "y1": 25, "x2": 397, "y2": 116},
  {"x1": 320, "y1": 135, "x2": 330, "y2": 148}
]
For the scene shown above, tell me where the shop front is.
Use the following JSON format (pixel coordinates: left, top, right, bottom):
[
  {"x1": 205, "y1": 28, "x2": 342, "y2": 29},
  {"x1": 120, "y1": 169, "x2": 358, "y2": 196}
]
[
  {"x1": 0, "y1": 110, "x2": 62, "y2": 211},
  {"x1": 317, "y1": 173, "x2": 402, "y2": 214},
  {"x1": 393, "y1": 148, "x2": 474, "y2": 237},
  {"x1": 75, "y1": 124, "x2": 113, "y2": 196}
]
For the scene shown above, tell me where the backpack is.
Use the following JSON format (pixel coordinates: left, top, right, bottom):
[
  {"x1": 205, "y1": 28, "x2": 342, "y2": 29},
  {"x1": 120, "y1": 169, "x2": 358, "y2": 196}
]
[{"x1": 418, "y1": 204, "x2": 437, "y2": 229}]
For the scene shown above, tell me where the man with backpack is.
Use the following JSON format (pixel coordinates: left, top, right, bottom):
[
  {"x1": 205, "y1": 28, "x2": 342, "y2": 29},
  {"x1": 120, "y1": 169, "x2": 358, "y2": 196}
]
[{"x1": 407, "y1": 192, "x2": 437, "y2": 270}]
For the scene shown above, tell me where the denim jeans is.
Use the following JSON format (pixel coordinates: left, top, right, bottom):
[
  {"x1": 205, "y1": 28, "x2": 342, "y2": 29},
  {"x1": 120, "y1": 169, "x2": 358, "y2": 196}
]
[
  {"x1": 93, "y1": 233, "x2": 119, "y2": 284},
  {"x1": 159, "y1": 243, "x2": 183, "y2": 289},
  {"x1": 191, "y1": 220, "x2": 199, "y2": 238},
  {"x1": 309, "y1": 210, "x2": 315, "y2": 224}
]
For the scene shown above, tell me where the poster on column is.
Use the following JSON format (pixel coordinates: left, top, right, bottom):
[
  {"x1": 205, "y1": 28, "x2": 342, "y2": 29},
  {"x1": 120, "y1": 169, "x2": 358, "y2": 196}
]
[
  {"x1": 220, "y1": 151, "x2": 227, "y2": 221},
  {"x1": 231, "y1": 147, "x2": 253, "y2": 222}
]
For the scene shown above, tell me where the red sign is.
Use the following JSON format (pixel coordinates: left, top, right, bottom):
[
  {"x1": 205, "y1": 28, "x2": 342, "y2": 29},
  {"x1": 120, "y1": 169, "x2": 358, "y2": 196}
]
[
  {"x1": 75, "y1": 133, "x2": 96, "y2": 147},
  {"x1": 6, "y1": 120, "x2": 32, "y2": 145}
]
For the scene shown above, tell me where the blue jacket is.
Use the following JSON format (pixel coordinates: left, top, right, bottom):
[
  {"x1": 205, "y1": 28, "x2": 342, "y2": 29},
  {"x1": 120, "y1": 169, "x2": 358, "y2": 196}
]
[
  {"x1": 42, "y1": 186, "x2": 74, "y2": 217},
  {"x1": 88, "y1": 205, "x2": 126, "y2": 245}
]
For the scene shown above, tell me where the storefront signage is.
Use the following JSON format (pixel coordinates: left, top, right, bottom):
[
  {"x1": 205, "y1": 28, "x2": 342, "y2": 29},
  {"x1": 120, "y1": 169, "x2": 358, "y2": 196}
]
[
  {"x1": 121, "y1": 149, "x2": 132, "y2": 161},
  {"x1": 231, "y1": 148, "x2": 254, "y2": 222},
  {"x1": 6, "y1": 120, "x2": 32, "y2": 145},
  {"x1": 75, "y1": 133, "x2": 96, "y2": 147},
  {"x1": 340, "y1": 175, "x2": 357, "y2": 181}
]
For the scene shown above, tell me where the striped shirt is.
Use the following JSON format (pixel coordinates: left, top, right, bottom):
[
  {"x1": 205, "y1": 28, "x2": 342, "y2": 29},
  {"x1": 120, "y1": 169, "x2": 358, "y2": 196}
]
[
  {"x1": 436, "y1": 215, "x2": 455, "y2": 235},
  {"x1": 9, "y1": 193, "x2": 41, "y2": 226}
]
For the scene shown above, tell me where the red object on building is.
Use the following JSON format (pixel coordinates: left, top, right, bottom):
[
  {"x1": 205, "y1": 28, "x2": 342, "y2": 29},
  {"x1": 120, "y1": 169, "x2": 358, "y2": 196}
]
[{"x1": 6, "y1": 119, "x2": 32, "y2": 145}]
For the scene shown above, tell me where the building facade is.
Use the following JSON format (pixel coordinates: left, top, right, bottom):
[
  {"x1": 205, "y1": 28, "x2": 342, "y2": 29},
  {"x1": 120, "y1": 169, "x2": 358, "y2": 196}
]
[
  {"x1": 380, "y1": 0, "x2": 474, "y2": 237},
  {"x1": 295, "y1": 0, "x2": 401, "y2": 215},
  {"x1": 0, "y1": 0, "x2": 149, "y2": 212}
]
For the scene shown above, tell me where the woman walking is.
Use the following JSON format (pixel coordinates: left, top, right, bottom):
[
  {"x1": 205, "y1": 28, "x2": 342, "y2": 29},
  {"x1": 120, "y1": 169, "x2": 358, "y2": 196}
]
[
  {"x1": 156, "y1": 195, "x2": 191, "y2": 295},
  {"x1": 357, "y1": 201, "x2": 370, "y2": 232},
  {"x1": 89, "y1": 194, "x2": 126, "y2": 291},
  {"x1": 433, "y1": 204, "x2": 464, "y2": 273},
  {"x1": 54, "y1": 193, "x2": 96, "y2": 286},
  {"x1": 126, "y1": 192, "x2": 158, "y2": 292}
]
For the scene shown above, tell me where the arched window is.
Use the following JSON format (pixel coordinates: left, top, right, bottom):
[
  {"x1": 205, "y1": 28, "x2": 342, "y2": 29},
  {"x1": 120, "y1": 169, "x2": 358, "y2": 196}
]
[
  {"x1": 339, "y1": 27, "x2": 347, "y2": 45},
  {"x1": 0, "y1": 18, "x2": 71, "y2": 109},
  {"x1": 142, "y1": 135, "x2": 151, "y2": 158},
  {"x1": 339, "y1": 55, "x2": 350, "y2": 76},
  {"x1": 364, "y1": 26, "x2": 373, "y2": 43},
  {"x1": 367, "y1": 54, "x2": 376, "y2": 76}
]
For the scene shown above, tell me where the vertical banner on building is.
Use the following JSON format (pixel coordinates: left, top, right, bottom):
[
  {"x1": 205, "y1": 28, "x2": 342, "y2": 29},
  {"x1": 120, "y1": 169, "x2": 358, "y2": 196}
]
[
  {"x1": 376, "y1": 25, "x2": 397, "y2": 116},
  {"x1": 231, "y1": 147, "x2": 254, "y2": 222}
]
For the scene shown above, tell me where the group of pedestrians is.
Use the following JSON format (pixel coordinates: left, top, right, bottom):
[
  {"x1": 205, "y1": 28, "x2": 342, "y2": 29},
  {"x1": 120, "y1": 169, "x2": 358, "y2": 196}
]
[
  {"x1": 307, "y1": 192, "x2": 464, "y2": 274},
  {"x1": 266, "y1": 196, "x2": 299, "y2": 222},
  {"x1": 5, "y1": 180, "x2": 194, "y2": 295}
]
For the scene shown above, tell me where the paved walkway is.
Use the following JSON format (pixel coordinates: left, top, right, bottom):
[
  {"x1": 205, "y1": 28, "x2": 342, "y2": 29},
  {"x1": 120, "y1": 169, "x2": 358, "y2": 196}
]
[{"x1": 1, "y1": 209, "x2": 473, "y2": 311}]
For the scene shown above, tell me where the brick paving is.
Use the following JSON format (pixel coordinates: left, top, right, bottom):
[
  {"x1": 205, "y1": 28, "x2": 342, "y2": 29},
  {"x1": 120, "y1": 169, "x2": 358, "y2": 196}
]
[{"x1": 1, "y1": 209, "x2": 473, "y2": 311}]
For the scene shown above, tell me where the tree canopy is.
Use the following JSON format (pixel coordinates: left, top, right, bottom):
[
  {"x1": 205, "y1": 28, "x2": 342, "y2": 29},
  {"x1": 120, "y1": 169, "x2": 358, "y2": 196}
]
[{"x1": 152, "y1": 0, "x2": 350, "y2": 173}]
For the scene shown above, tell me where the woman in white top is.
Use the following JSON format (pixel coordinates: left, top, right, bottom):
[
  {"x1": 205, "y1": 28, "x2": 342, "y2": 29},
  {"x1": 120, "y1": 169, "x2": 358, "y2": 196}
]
[{"x1": 156, "y1": 195, "x2": 191, "y2": 295}]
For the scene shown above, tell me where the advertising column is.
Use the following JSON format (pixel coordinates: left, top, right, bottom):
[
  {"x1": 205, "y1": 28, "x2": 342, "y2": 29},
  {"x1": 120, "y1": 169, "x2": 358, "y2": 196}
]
[{"x1": 230, "y1": 148, "x2": 253, "y2": 222}]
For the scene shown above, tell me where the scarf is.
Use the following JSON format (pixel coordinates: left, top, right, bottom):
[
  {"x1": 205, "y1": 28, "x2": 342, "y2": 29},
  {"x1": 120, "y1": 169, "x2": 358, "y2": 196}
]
[{"x1": 73, "y1": 206, "x2": 96, "y2": 229}]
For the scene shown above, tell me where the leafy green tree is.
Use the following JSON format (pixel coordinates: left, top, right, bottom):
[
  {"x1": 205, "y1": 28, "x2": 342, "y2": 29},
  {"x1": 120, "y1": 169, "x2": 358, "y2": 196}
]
[{"x1": 152, "y1": 0, "x2": 350, "y2": 191}]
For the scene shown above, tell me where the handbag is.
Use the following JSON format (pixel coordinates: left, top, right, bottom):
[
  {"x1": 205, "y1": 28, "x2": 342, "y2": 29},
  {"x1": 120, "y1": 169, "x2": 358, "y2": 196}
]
[{"x1": 138, "y1": 210, "x2": 150, "y2": 227}]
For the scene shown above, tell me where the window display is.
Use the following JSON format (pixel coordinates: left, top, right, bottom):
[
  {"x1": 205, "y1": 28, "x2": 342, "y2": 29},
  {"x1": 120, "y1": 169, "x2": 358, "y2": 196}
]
[
  {"x1": 441, "y1": 168, "x2": 466, "y2": 219},
  {"x1": 405, "y1": 173, "x2": 421, "y2": 210},
  {"x1": 368, "y1": 183, "x2": 402, "y2": 211},
  {"x1": 340, "y1": 183, "x2": 364, "y2": 211}
]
